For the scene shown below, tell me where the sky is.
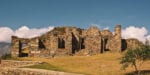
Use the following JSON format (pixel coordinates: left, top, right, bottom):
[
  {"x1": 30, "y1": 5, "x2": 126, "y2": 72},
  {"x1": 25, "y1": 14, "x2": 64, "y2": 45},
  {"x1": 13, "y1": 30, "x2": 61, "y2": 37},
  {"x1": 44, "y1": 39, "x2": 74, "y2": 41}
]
[{"x1": 0, "y1": 0, "x2": 150, "y2": 43}]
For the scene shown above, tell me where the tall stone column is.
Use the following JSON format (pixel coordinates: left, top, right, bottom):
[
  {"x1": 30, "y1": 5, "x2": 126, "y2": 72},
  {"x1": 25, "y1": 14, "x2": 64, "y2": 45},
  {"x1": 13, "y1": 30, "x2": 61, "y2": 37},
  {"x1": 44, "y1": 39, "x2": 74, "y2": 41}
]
[
  {"x1": 115, "y1": 25, "x2": 121, "y2": 52},
  {"x1": 65, "y1": 28, "x2": 73, "y2": 55},
  {"x1": 11, "y1": 36, "x2": 20, "y2": 57},
  {"x1": 110, "y1": 25, "x2": 121, "y2": 52},
  {"x1": 102, "y1": 38, "x2": 105, "y2": 53}
]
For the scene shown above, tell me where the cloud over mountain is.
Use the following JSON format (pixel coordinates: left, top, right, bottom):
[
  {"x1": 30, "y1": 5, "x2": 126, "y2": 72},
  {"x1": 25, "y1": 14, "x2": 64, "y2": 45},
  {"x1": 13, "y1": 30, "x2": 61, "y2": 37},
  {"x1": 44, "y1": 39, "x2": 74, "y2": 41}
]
[{"x1": 0, "y1": 26, "x2": 54, "y2": 43}]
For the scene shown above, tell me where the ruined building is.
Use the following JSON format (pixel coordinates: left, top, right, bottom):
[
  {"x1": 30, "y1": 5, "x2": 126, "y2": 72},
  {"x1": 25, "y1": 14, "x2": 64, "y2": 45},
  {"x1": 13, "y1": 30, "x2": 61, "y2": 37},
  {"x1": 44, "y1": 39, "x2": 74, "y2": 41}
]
[{"x1": 11, "y1": 25, "x2": 142, "y2": 57}]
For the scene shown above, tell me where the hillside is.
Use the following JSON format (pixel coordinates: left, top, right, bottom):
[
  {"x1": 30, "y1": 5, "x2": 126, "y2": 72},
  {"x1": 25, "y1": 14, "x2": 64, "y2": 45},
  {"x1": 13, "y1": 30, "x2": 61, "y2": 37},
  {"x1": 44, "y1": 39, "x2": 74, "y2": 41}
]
[
  {"x1": 0, "y1": 42, "x2": 11, "y2": 56},
  {"x1": 19, "y1": 53, "x2": 150, "y2": 75}
]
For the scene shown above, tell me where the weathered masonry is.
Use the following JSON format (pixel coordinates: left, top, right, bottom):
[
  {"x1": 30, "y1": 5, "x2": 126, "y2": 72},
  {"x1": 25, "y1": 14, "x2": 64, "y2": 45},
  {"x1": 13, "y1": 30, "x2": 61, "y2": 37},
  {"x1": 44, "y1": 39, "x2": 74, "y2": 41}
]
[{"x1": 11, "y1": 25, "x2": 142, "y2": 57}]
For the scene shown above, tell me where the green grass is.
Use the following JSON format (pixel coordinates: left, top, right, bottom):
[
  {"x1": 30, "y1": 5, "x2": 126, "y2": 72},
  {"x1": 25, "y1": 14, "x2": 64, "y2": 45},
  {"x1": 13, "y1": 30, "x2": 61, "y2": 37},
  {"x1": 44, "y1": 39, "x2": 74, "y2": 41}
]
[
  {"x1": 24, "y1": 62, "x2": 65, "y2": 72},
  {"x1": 1, "y1": 53, "x2": 19, "y2": 60}
]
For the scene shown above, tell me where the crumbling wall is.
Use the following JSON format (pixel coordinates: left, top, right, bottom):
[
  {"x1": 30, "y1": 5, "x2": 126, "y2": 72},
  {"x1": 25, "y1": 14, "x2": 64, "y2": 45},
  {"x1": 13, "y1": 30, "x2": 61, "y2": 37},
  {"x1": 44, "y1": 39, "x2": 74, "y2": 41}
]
[
  {"x1": 38, "y1": 27, "x2": 82, "y2": 56},
  {"x1": 65, "y1": 28, "x2": 73, "y2": 55},
  {"x1": 64, "y1": 27, "x2": 82, "y2": 55},
  {"x1": 125, "y1": 38, "x2": 142, "y2": 50},
  {"x1": 11, "y1": 36, "x2": 39, "y2": 57},
  {"x1": 107, "y1": 25, "x2": 122, "y2": 52},
  {"x1": 1, "y1": 68, "x2": 83, "y2": 75},
  {"x1": 28, "y1": 38, "x2": 39, "y2": 57},
  {"x1": 84, "y1": 26, "x2": 102, "y2": 55},
  {"x1": 11, "y1": 36, "x2": 20, "y2": 57},
  {"x1": 11, "y1": 25, "x2": 141, "y2": 57},
  {"x1": 101, "y1": 30, "x2": 113, "y2": 52}
]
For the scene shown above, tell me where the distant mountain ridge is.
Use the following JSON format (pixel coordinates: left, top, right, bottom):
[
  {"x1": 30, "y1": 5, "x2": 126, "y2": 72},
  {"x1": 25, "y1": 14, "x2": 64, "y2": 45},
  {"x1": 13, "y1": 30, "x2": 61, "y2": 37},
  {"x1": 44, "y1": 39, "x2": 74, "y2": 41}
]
[{"x1": 0, "y1": 42, "x2": 11, "y2": 56}]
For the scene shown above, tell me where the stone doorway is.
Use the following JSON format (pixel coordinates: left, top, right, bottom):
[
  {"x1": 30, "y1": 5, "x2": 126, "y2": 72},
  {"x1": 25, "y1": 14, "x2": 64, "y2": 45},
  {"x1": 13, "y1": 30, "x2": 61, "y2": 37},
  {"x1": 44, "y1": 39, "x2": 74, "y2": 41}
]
[
  {"x1": 101, "y1": 38, "x2": 109, "y2": 53},
  {"x1": 19, "y1": 41, "x2": 29, "y2": 57}
]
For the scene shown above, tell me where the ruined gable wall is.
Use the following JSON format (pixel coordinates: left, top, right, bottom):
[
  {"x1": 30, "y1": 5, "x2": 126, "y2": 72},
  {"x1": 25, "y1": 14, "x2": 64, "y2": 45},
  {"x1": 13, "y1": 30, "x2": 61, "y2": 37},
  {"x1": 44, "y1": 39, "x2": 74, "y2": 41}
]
[
  {"x1": 101, "y1": 30, "x2": 113, "y2": 38},
  {"x1": 65, "y1": 27, "x2": 83, "y2": 55},
  {"x1": 38, "y1": 31, "x2": 60, "y2": 57},
  {"x1": 84, "y1": 26, "x2": 102, "y2": 55}
]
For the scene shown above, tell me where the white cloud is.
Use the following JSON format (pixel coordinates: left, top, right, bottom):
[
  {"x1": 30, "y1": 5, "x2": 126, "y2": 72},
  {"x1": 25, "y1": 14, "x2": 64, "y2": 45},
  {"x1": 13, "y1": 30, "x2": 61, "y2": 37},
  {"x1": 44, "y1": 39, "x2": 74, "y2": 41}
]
[
  {"x1": 1, "y1": 25, "x2": 150, "y2": 43},
  {"x1": 103, "y1": 27, "x2": 109, "y2": 30},
  {"x1": 14, "y1": 26, "x2": 54, "y2": 38},
  {"x1": 122, "y1": 26, "x2": 149, "y2": 43},
  {"x1": 0, "y1": 26, "x2": 54, "y2": 43},
  {"x1": 0, "y1": 27, "x2": 14, "y2": 42}
]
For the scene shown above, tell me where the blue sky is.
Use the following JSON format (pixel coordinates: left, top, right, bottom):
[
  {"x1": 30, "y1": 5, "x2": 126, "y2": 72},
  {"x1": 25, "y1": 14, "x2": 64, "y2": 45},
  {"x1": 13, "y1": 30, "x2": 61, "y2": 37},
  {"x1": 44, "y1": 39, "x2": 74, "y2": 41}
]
[
  {"x1": 1, "y1": 0, "x2": 150, "y2": 43},
  {"x1": 0, "y1": 0, "x2": 150, "y2": 30}
]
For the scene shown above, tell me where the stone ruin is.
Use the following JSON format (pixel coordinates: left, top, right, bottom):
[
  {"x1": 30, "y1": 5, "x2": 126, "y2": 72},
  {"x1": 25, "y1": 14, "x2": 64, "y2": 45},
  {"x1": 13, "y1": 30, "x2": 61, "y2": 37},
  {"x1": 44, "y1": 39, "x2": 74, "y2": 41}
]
[{"x1": 11, "y1": 25, "x2": 142, "y2": 57}]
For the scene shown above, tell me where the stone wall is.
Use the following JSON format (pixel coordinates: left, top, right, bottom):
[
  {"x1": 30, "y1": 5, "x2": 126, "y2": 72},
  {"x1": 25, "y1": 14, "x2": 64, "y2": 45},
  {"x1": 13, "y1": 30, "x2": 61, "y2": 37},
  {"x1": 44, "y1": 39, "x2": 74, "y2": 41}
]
[
  {"x1": 11, "y1": 36, "x2": 39, "y2": 57},
  {"x1": 0, "y1": 60, "x2": 83, "y2": 75},
  {"x1": 125, "y1": 38, "x2": 142, "y2": 50},
  {"x1": 11, "y1": 25, "x2": 142, "y2": 57},
  {"x1": 1, "y1": 68, "x2": 84, "y2": 75},
  {"x1": 11, "y1": 36, "x2": 20, "y2": 57},
  {"x1": 107, "y1": 25, "x2": 122, "y2": 52},
  {"x1": 84, "y1": 26, "x2": 101, "y2": 55}
]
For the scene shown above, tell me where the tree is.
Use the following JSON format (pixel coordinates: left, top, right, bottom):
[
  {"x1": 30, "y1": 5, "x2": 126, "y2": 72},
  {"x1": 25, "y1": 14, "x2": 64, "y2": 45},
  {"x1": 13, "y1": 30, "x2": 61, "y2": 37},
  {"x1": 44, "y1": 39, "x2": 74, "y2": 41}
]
[{"x1": 120, "y1": 45, "x2": 150, "y2": 75}]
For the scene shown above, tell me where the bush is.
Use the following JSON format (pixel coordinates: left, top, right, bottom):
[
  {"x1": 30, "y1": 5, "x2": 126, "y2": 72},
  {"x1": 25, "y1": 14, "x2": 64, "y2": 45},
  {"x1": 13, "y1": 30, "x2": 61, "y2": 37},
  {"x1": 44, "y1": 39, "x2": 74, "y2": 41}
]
[{"x1": 1, "y1": 53, "x2": 12, "y2": 60}]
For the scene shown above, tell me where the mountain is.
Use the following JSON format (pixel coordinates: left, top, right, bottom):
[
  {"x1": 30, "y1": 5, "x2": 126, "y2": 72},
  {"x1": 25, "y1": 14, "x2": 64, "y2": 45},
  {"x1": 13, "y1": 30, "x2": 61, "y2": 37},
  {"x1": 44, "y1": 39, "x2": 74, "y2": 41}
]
[{"x1": 0, "y1": 42, "x2": 11, "y2": 56}]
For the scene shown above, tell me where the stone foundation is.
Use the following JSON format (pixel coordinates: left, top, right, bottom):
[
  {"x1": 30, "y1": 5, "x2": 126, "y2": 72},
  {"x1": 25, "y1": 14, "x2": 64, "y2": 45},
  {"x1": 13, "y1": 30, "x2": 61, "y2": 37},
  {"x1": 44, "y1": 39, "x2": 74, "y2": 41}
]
[
  {"x1": 0, "y1": 60, "x2": 84, "y2": 75},
  {"x1": 1, "y1": 68, "x2": 84, "y2": 75}
]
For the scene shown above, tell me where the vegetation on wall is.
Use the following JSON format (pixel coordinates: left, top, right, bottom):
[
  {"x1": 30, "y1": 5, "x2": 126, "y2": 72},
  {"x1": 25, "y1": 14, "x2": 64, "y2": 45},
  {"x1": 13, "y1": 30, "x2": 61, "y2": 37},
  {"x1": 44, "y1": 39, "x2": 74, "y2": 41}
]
[{"x1": 52, "y1": 27, "x2": 66, "y2": 33}]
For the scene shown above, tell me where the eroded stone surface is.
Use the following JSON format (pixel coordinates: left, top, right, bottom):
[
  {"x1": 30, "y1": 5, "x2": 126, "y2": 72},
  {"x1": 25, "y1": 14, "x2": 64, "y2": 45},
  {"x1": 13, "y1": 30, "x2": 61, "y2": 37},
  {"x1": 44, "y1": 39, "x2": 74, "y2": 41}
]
[{"x1": 11, "y1": 25, "x2": 142, "y2": 57}]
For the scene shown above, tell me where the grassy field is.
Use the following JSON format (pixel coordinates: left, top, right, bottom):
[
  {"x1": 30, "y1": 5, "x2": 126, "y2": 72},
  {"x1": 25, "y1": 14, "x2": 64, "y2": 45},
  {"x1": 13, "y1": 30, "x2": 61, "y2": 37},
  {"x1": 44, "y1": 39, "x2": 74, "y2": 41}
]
[{"x1": 19, "y1": 52, "x2": 150, "y2": 75}]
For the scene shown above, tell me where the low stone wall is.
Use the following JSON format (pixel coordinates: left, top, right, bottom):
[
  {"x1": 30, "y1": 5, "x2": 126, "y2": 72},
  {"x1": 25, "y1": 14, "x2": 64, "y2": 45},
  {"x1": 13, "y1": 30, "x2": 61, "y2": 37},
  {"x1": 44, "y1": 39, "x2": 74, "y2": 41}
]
[
  {"x1": 0, "y1": 60, "x2": 42, "y2": 68},
  {"x1": 1, "y1": 68, "x2": 84, "y2": 75},
  {"x1": 0, "y1": 60, "x2": 84, "y2": 75}
]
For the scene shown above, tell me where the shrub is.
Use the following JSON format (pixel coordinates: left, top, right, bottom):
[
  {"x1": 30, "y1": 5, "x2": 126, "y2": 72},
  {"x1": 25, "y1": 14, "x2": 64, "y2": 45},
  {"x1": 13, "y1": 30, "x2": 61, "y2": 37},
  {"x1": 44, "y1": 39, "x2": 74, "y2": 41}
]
[{"x1": 1, "y1": 53, "x2": 12, "y2": 60}]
